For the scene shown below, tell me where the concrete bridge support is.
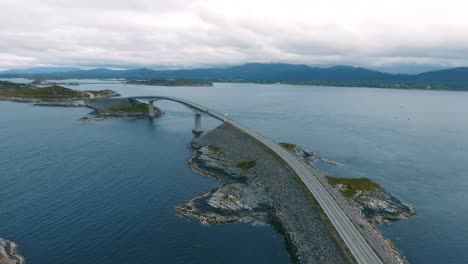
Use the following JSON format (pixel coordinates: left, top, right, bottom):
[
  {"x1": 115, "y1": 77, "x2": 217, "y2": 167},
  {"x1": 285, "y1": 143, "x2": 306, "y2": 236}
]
[
  {"x1": 148, "y1": 101, "x2": 155, "y2": 118},
  {"x1": 192, "y1": 113, "x2": 203, "y2": 134}
]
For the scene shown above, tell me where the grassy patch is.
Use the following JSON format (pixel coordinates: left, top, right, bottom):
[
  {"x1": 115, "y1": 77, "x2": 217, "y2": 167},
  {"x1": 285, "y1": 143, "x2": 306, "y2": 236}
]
[
  {"x1": 279, "y1": 142, "x2": 297, "y2": 151},
  {"x1": 326, "y1": 176, "x2": 379, "y2": 198},
  {"x1": 0, "y1": 81, "x2": 30, "y2": 90},
  {"x1": 236, "y1": 160, "x2": 256, "y2": 172},
  {"x1": 109, "y1": 103, "x2": 151, "y2": 113},
  {"x1": 227, "y1": 184, "x2": 240, "y2": 192},
  {"x1": 207, "y1": 145, "x2": 221, "y2": 155}
]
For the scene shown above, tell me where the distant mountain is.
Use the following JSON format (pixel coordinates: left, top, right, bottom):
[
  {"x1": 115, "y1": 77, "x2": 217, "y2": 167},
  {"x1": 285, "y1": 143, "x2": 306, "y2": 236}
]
[
  {"x1": 1, "y1": 63, "x2": 468, "y2": 89},
  {"x1": 0, "y1": 67, "x2": 81, "y2": 75},
  {"x1": 414, "y1": 67, "x2": 468, "y2": 83}
]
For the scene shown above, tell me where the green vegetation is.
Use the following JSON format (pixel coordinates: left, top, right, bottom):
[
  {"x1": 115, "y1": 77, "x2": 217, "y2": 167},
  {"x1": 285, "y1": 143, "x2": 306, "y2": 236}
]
[
  {"x1": 109, "y1": 103, "x2": 151, "y2": 113},
  {"x1": 326, "y1": 176, "x2": 379, "y2": 198},
  {"x1": 279, "y1": 142, "x2": 297, "y2": 151},
  {"x1": 207, "y1": 145, "x2": 221, "y2": 155},
  {"x1": 127, "y1": 79, "x2": 213, "y2": 87},
  {"x1": 0, "y1": 81, "x2": 85, "y2": 99},
  {"x1": 236, "y1": 160, "x2": 256, "y2": 172},
  {"x1": 0, "y1": 80, "x2": 30, "y2": 89}
]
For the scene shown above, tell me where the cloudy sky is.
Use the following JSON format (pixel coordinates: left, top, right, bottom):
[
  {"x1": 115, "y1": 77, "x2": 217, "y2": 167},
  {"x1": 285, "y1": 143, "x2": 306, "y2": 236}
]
[{"x1": 1, "y1": 0, "x2": 467, "y2": 73}]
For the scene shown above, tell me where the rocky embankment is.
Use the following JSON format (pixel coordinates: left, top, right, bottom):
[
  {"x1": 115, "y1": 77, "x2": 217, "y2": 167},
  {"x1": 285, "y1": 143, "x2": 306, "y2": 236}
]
[
  {"x1": 285, "y1": 144, "x2": 415, "y2": 224},
  {"x1": 178, "y1": 123, "x2": 355, "y2": 264},
  {"x1": 282, "y1": 143, "x2": 412, "y2": 263},
  {"x1": 0, "y1": 239, "x2": 24, "y2": 264},
  {"x1": 81, "y1": 98, "x2": 163, "y2": 121}
]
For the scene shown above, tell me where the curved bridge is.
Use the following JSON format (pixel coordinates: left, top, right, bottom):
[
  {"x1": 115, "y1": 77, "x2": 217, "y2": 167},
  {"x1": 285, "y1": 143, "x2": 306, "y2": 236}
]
[
  {"x1": 131, "y1": 96, "x2": 383, "y2": 264},
  {"x1": 131, "y1": 96, "x2": 228, "y2": 134}
]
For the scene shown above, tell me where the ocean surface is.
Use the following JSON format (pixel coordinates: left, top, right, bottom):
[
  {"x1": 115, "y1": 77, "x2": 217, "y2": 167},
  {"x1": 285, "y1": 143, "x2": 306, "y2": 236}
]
[{"x1": 1, "y1": 79, "x2": 468, "y2": 263}]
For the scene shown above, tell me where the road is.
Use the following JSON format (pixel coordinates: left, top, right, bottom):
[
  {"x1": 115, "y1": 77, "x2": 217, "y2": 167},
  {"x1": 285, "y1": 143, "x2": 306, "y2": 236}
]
[{"x1": 131, "y1": 96, "x2": 384, "y2": 264}]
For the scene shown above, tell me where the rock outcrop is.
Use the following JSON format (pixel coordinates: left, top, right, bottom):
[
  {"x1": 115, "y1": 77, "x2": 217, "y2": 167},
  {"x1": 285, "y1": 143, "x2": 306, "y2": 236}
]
[
  {"x1": 330, "y1": 179, "x2": 416, "y2": 223},
  {"x1": 0, "y1": 239, "x2": 24, "y2": 264}
]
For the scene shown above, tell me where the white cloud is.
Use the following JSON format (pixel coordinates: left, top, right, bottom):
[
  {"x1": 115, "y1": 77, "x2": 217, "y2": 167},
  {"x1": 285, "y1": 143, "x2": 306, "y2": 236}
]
[{"x1": 0, "y1": 0, "x2": 467, "y2": 71}]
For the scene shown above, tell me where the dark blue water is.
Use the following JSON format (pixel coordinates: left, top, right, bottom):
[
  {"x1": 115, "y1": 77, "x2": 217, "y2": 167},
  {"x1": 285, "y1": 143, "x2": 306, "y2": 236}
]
[
  {"x1": 0, "y1": 101, "x2": 290, "y2": 264},
  {"x1": 1, "y1": 80, "x2": 468, "y2": 263}
]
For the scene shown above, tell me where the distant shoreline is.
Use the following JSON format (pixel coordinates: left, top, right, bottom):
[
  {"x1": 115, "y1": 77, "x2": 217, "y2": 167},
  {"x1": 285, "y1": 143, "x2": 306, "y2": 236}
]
[
  {"x1": 1, "y1": 76, "x2": 467, "y2": 91},
  {"x1": 126, "y1": 79, "x2": 213, "y2": 87}
]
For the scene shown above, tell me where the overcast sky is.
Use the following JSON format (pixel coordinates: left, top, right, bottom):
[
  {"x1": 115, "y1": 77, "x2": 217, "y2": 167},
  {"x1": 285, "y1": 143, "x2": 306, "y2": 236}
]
[{"x1": 1, "y1": 0, "x2": 467, "y2": 73}]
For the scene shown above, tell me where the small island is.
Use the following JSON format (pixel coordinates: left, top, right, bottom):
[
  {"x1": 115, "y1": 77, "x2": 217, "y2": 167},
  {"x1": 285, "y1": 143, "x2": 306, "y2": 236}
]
[
  {"x1": 82, "y1": 98, "x2": 163, "y2": 121},
  {"x1": 126, "y1": 79, "x2": 213, "y2": 87}
]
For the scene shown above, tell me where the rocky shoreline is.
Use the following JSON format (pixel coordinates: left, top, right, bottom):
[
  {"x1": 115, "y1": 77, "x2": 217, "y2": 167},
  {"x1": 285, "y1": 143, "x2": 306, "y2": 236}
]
[
  {"x1": 179, "y1": 123, "x2": 414, "y2": 264},
  {"x1": 0, "y1": 239, "x2": 24, "y2": 264}
]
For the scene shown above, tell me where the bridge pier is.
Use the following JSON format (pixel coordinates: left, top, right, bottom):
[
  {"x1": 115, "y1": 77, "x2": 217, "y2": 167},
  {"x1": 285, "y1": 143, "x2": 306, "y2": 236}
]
[
  {"x1": 148, "y1": 101, "x2": 155, "y2": 118},
  {"x1": 192, "y1": 113, "x2": 203, "y2": 134}
]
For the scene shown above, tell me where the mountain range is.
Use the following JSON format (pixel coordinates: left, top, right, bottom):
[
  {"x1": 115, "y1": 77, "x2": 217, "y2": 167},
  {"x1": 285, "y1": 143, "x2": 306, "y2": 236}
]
[
  {"x1": 1, "y1": 63, "x2": 468, "y2": 89},
  {"x1": 0, "y1": 67, "x2": 81, "y2": 75}
]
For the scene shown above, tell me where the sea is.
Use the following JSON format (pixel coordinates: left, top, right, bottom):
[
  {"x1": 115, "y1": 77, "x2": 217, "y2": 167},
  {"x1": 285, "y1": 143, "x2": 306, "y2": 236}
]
[{"x1": 1, "y1": 79, "x2": 467, "y2": 263}]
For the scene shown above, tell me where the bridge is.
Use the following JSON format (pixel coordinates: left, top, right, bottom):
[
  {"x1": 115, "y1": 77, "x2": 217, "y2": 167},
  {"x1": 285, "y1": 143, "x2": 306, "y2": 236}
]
[{"x1": 131, "y1": 96, "x2": 384, "y2": 264}]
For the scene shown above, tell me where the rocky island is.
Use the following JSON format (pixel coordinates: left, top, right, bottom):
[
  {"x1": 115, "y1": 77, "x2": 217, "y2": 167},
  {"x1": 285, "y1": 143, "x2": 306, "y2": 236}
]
[
  {"x1": 0, "y1": 239, "x2": 24, "y2": 264},
  {"x1": 81, "y1": 98, "x2": 163, "y2": 121},
  {"x1": 179, "y1": 123, "x2": 356, "y2": 264},
  {"x1": 179, "y1": 123, "x2": 413, "y2": 264}
]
